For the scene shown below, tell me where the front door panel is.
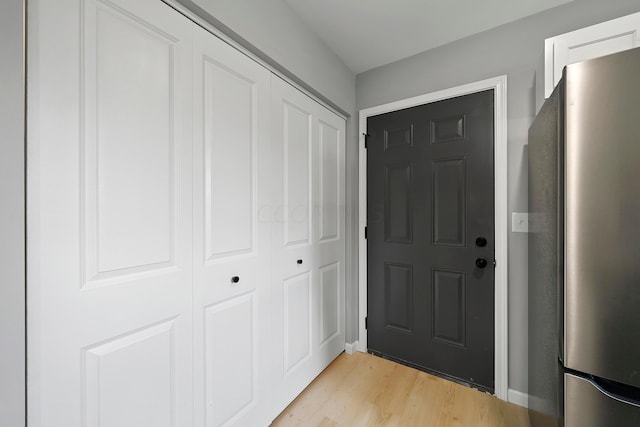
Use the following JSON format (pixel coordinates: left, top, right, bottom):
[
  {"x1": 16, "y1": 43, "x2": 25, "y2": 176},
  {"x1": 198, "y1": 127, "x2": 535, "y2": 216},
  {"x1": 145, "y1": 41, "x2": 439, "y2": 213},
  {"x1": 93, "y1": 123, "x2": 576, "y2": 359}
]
[{"x1": 367, "y1": 90, "x2": 495, "y2": 391}]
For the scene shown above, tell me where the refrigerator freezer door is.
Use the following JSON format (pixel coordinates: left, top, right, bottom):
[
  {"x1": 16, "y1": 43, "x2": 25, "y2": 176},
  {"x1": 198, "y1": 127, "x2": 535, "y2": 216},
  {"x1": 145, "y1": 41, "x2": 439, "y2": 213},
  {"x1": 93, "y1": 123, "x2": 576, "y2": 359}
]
[
  {"x1": 565, "y1": 373, "x2": 640, "y2": 426},
  {"x1": 564, "y1": 47, "x2": 640, "y2": 388}
]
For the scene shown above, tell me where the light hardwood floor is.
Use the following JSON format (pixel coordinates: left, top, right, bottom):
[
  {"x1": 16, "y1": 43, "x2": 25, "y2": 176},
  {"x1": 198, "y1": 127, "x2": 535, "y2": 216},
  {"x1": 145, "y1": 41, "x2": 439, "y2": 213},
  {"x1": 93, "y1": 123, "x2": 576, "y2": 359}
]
[{"x1": 271, "y1": 352, "x2": 530, "y2": 427}]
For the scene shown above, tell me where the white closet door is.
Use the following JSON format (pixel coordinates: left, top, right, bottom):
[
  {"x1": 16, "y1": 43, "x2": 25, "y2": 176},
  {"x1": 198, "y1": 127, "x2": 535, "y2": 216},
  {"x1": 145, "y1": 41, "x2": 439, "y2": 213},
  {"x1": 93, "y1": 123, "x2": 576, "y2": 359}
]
[
  {"x1": 27, "y1": 0, "x2": 194, "y2": 426},
  {"x1": 313, "y1": 98, "x2": 346, "y2": 369},
  {"x1": 192, "y1": 25, "x2": 273, "y2": 427},
  {"x1": 270, "y1": 78, "x2": 346, "y2": 418}
]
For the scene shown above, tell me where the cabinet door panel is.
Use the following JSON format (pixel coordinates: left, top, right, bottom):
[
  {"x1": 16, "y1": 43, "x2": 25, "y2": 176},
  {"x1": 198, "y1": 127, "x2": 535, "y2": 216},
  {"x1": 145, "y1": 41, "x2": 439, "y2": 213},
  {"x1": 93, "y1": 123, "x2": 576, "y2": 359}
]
[{"x1": 545, "y1": 12, "x2": 640, "y2": 97}]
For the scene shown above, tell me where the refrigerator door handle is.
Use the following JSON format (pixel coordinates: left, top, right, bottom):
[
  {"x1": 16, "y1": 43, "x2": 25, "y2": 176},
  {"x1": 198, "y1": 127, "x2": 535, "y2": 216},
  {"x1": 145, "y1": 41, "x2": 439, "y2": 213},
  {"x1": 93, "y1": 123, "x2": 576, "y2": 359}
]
[
  {"x1": 589, "y1": 375, "x2": 640, "y2": 408},
  {"x1": 565, "y1": 372, "x2": 640, "y2": 427}
]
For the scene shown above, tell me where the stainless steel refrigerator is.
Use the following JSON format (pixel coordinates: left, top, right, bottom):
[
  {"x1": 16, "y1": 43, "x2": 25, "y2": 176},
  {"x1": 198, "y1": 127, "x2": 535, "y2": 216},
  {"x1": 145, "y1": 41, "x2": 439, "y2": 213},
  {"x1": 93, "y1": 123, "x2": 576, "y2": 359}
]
[{"x1": 528, "y1": 47, "x2": 640, "y2": 426}]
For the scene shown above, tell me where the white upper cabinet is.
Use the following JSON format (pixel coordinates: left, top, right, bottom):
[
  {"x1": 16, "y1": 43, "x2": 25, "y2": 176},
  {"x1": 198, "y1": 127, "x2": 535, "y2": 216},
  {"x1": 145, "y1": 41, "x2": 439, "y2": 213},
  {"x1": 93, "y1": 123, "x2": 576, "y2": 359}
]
[{"x1": 545, "y1": 11, "x2": 640, "y2": 97}]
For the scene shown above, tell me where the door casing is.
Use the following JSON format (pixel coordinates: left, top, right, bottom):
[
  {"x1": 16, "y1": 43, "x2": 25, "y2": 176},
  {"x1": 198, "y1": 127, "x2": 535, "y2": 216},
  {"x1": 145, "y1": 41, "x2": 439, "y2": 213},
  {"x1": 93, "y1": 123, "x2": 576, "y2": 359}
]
[{"x1": 357, "y1": 75, "x2": 508, "y2": 400}]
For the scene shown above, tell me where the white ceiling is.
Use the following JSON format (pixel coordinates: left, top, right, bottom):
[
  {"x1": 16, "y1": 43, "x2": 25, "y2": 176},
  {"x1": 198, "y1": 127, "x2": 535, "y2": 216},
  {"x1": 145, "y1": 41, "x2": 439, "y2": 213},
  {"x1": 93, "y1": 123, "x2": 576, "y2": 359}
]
[{"x1": 283, "y1": 0, "x2": 574, "y2": 74}]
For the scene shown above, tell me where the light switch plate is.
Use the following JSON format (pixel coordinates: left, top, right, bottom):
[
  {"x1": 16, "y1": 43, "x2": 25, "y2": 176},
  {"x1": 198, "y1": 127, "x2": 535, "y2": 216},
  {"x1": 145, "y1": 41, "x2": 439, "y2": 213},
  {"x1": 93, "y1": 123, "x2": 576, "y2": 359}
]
[{"x1": 512, "y1": 212, "x2": 529, "y2": 233}]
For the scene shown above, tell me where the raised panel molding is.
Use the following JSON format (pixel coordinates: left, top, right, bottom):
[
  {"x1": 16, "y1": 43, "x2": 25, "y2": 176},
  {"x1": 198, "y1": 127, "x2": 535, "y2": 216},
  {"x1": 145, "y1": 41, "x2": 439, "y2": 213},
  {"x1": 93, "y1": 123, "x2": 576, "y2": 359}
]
[
  {"x1": 432, "y1": 269, "x2": 466, "y2": 347},
  {"x1": 319, "y1": 262, "x2": 340, "y2": 345},
  {"x1": 384, "y1": 125, "x2": 413, "y2": 150},
  {"x1": 283, "y1": 102, "x2": 312, "y2": 247},
  {"x1": 83, "y1": 319, "x2": 177, "y2": 427},
  {"x1": 319, "y1": 120, "x2": 340, "y2": 242},
  {"x1": 203, "y1": 57, "x2": 257, "y2": 262},
  {"x1": 204, "y1": 293, "x2": 256, "y2": 427},
  {"x1": 283, "y1": 272, "x2": 312, "y2": 373},
  {"x1": 430, "y1": 115, "x2": 466, "y2": 144},
  {"x1": 82, "y1": 0, "x2": 178, "y2": 285},
  {"x1": 432, "y1": 157, "x2": 466, "y2": 247},
  {"x1": 545, "y1": 12, "x2": 640, "y2": 97},
  {"x1": 384, "y1": 163, "x2": 413, "y2": 243},
  {"x1": 384, "y1": 263, "x2": 413, "y2": 333}
]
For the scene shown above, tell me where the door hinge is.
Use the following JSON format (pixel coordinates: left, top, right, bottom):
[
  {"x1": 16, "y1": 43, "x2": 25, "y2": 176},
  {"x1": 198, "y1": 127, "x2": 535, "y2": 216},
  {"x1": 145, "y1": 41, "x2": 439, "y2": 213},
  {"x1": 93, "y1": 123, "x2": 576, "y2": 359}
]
[
  {"x1": 364, "y1": 226, "x2": 368, "y2": 239},
  {"x1": 363, "y1": 133, "x2": 370, "y2": 149},
  {"x1": 365, "y1": 316, "x2": 368, "y2": 330}
]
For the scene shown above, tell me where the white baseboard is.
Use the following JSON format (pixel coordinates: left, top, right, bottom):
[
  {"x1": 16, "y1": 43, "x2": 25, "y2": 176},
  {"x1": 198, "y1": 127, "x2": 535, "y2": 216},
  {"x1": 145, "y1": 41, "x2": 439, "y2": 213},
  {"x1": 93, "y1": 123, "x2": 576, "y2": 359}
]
[
  {"x1": 344, "y1": 341, "x2": 359, "y2": 355},
  {"x1": 507, "y1": 388, "x2": 529, "y2": 408}
]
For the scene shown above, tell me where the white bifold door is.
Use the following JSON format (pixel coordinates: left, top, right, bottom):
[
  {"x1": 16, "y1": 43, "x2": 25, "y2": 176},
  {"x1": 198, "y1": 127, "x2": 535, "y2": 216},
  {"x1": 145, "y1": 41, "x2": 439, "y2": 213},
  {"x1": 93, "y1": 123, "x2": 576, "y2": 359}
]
[
  {"x1": 27, "y1": 0, "x2": 195, "y2": 425},
  {"x1": 269, "y1": 78, "x2": 346, "y2": 418},
  {"x1": 27, "y1": 0, "x2": 345, "y2": 426},
  {"x1": 191, "y1": 25, "x2": 273, "y2": 426}
]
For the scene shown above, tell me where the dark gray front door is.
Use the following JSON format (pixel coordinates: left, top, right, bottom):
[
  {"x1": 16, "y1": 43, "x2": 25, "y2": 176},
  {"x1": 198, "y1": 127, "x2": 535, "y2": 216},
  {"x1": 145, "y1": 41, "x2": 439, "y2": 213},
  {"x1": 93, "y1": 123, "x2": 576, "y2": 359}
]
[{"x1": 366, "y1": 90, "x2": 495, "y2": 391}]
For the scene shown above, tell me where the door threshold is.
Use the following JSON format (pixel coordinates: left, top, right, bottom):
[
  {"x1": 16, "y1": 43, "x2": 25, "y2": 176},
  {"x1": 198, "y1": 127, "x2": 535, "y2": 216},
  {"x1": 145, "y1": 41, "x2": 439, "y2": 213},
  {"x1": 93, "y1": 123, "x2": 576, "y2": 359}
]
[{"x1": 367, "y1": 349, "x2": 494, "y2": 395}]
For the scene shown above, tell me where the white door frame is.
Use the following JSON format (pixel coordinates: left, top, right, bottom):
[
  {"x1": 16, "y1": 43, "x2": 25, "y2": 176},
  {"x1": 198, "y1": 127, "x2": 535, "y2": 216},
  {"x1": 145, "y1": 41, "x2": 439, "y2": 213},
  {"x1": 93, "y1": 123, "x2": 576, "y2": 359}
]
[{"x1": 357, "y1": 75, "x2": 508, "y2": 400}]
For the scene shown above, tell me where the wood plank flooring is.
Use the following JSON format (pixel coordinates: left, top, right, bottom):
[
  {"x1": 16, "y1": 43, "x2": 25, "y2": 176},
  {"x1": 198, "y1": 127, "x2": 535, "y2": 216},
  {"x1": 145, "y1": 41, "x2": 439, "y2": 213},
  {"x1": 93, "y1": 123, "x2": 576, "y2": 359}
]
[{"x1": 271, "y1": 352, "x2": 530, "y2": 427}]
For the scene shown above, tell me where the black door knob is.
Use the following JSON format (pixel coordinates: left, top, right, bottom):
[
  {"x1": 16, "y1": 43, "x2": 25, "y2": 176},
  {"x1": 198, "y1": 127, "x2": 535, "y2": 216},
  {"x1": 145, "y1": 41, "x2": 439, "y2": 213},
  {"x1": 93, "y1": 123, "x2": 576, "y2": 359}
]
[
  {"x1": 475, "y1": 258, "x2": 488, "y2": 269},
  {"x1": 475, "y1": 237, "x2": 487, "y2": 247},
  {"x1": 297, "y1": 259, "x2": 303, "y2": 265},
  {"x1": 231, "y1": 276, "x2": 240, "y2": 283}
]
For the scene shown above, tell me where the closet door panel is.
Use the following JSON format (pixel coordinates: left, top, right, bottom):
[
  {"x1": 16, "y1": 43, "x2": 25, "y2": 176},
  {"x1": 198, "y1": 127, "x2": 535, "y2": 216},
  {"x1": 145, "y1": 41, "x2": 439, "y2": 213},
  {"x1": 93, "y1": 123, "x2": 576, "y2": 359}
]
[
  {"x1": 271, "y1": 79, "x2": 314, "y2": 417},
  {"x1": 192, "y1": 25, "x2": 272, "y2": 427},
  {"x1": 27, "y1": 0, "x2": 194, "y2": 426},
  {"x1": 313, "y1": 105, "x2": 346, "y2": 359},
  {"x1": 270, "y1": 78, "x2": 346, "y2": 419}
]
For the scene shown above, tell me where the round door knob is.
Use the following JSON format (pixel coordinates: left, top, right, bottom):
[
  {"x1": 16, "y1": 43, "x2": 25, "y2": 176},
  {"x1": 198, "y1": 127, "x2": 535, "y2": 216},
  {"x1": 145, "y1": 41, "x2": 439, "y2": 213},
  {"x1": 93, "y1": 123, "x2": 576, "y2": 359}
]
[
  {"x1": 231, "y1": 276, "x2": 240, "y2": 283},
  {"x1": 475, "y1": 237, "x2": 487, "y2": 247},
  {"x1": 297, "y1": 259, "x2": 303, "y2": 265},
  {"x1": 475, "y1": 258, "x2": 488, "y2": 269}
]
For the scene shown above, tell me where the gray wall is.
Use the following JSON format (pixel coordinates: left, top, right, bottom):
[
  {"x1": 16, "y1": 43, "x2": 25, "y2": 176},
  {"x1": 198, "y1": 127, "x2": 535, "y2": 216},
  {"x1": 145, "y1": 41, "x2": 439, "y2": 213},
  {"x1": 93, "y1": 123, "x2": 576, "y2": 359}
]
[
  {"x1": 178, "y1": 0, "x2": 361, "y2": 343},
  {"x1": 187, "y1": 0, "x2": 355, "y2": 114},
  {"x1": 356, "y1": 0, "x2": 640, "y2": 395},
  {"x1": 0, "y1": 0, "x2": 25, "y2": 426}
]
